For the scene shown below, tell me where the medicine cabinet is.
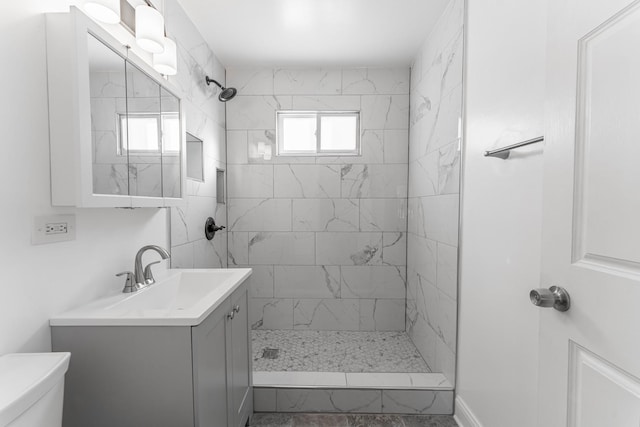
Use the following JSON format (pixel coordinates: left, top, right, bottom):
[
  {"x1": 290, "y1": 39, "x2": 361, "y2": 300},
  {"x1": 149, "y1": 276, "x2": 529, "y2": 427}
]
[{"x1": 46, "y1": 7, "x2": 186, "y2": 208}]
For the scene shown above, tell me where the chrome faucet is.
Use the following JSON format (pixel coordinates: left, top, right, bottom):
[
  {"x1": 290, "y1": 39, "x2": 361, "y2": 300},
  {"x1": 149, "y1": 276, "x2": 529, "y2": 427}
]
[
  {"x1": 117, "y1": 245, "x2": 171, "y2": 293},
  {"x1": 134, "y1": 245, "x2": 170, "y2": 287}
]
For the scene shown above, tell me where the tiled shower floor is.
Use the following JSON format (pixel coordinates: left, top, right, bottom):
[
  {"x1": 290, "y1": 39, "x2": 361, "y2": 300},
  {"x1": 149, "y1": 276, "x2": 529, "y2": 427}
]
[{"x1": 252, "y1": 330, "x2": 431, "y2": 373}]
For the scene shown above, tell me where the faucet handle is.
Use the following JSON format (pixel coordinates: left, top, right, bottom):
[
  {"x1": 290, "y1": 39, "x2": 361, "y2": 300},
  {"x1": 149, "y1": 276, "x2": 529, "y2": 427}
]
[
  {"x1": 143, "y1": 261, "x2": 161, "y2": 285},
  {"x1": 116, "y1": 271, "x2": 137, "y2": 293}
]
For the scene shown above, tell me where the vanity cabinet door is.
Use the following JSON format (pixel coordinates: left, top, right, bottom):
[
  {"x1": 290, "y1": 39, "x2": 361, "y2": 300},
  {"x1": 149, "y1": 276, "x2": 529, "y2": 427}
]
[
  {"x1": 192, "y1": 299, "x2": 231, "y2": 427},
  {"x1": 229, "y1": 285, "x2": 251, "y2": 427}
]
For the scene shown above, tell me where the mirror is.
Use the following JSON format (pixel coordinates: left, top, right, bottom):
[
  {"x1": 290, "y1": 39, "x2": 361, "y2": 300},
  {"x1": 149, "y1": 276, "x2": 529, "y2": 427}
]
[
  {"x1": 88, "y1": 33, "x2": 128, "y2": 195},
  {"x1": 161, "y1": 87, "x2": 181, "y2": 197},
  {"x1": 186, "y1": 133, "x2": 204, "y2": 182},
  {"x1": 125, "y1": 63, "x2": 162, "y2": 197}
]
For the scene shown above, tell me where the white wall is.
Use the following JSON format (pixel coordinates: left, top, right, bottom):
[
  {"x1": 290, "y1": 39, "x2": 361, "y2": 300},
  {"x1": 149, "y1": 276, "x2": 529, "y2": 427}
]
[
  {"x1": 0, "y1": 0, "x2": 223, "y2": 355},
  {"x1": 456, "y1": 0, "x2": 547, "y2": 426}
]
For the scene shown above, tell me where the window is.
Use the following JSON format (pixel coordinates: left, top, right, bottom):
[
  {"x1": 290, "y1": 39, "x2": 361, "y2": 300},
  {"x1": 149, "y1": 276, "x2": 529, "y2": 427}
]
[
  {"x1": 277, "y1": 111, "x2": 360, "y2": 156},
  {"x1": 118, "y1": 113, "x2": 180, "y2": 155}
]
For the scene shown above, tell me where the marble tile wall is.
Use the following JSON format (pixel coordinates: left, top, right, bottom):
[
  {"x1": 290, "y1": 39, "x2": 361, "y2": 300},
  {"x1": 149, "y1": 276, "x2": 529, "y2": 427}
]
[
  {"x1": 406, "y1": 0, "x2": 464, "y2": 384},
  {"x1": 226, "y1": 67, "x2": 410, "y2": 331},
  {"x1": 163, "y1": 0, "x2": 228, "y2": 268}
]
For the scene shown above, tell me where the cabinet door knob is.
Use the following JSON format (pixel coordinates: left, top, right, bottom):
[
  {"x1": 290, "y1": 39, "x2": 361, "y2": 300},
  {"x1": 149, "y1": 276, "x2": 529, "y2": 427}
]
[
  {"x1": 529, "y1": 286, "x2": 570, "y2": 312},
  {"x1": 228, "y1": 311, "x2": 235, "y2": 320},
  {"x1": 233, "y1": 305, "x2": 240, "y2": 314}
]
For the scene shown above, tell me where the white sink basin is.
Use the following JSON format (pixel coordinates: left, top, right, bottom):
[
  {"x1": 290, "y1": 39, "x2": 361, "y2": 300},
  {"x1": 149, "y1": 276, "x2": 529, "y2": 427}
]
[{"x1": 50, "y1": 268, "x2": 251, "y2": 327}]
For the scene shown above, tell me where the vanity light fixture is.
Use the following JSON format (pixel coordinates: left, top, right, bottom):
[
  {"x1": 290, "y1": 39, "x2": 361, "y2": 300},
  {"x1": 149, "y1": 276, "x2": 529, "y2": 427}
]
[
  {"x1": 153, "y1": 36, "x2": 177, "y2": 75},
  {"x1": 83, "y1": 0, "x2": 121, "y2": 24},
  {"x1": 135, "y1": 3, "x2": 165, "y2": 53}
]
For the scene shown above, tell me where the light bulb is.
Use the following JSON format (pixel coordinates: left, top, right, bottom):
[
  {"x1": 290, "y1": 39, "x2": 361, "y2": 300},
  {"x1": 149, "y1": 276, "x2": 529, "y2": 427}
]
[
  {"x1": 153, "y1": 37, "x2": 177, "y2": 75},
  {"x1": 135, "y1": 5, "x2": 165, "y2": 53},
  {"x1": 84, "y1": 0, "x2": 121, "y2": 24}
]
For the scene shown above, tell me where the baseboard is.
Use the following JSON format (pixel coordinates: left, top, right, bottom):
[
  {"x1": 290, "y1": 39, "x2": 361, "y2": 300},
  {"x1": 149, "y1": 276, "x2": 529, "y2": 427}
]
[{"x1": 454, "y1": 395, "x2": 483, "y2": 427}]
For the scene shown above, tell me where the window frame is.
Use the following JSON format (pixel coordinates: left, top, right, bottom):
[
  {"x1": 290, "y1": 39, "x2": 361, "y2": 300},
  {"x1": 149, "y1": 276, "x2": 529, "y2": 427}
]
[
  {"x1": 117, "y1": 112, "x2": 180, "y2": 156},
  {"x1": 276, "y1": 110, "x2": 361, "y2": 156}
]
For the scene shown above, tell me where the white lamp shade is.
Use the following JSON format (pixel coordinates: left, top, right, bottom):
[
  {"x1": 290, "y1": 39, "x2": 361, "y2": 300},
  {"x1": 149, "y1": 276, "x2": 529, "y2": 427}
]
[
  {"x1": 153, "y1": 37, "x2": 177, "y2": 75},
  {"x1": 135, "y1": 5, "x2": 165, "y2": 53},
  {"x1": 84, "y1": 0, "x2": 121, "y2": 24}
]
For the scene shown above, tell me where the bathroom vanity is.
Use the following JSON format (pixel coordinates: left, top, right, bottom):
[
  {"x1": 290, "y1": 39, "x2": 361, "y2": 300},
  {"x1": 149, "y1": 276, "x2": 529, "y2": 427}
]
[{"x1": 50, "y1": 269, "x2": 252, "y2": 427}]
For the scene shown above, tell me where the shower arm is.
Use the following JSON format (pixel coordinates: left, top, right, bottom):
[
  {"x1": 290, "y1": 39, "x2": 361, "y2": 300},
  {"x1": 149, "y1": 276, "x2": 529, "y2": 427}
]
[{"x1": 205, "y1": 76, "x2": 223, "y2": 89}]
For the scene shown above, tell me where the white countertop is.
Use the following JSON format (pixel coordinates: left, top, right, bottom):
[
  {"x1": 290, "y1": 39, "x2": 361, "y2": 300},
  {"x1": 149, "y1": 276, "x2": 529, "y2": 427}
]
[{"x1": 50, "y1": 268, "x2": 251, "y2": 327}]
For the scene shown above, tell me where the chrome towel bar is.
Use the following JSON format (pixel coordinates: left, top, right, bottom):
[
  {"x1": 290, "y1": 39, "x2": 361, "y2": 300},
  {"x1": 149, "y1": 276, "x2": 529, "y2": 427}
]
[{"x1": 484, "y1": 136, "x2": 544, "y2": 159}]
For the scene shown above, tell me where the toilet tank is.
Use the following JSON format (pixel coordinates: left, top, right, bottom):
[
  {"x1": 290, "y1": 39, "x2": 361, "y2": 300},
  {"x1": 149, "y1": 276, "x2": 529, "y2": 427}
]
[{"x1": 0, "y1": 353, "x2": 71, "y2": 427}]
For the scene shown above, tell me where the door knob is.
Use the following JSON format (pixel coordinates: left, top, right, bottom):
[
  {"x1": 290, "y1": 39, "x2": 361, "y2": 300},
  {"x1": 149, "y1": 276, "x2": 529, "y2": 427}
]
[{"x1": 530, "y1": 286, "x2": 570, "y2": 312}]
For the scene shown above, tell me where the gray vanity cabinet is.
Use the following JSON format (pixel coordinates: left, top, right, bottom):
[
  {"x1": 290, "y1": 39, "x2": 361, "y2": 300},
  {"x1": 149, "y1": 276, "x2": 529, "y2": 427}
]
[
  {"x1": 193, "y1": 285, "x2": 252, "y2": 427},
  {"x1": 51, "y1": 279, "x2": 252, "y2": 427}
]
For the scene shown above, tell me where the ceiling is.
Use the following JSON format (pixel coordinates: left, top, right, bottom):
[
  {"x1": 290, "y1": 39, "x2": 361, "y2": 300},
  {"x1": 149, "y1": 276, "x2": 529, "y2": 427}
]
[{"x1": 176, "y1": 0, "x2": 451, "y2": 67}]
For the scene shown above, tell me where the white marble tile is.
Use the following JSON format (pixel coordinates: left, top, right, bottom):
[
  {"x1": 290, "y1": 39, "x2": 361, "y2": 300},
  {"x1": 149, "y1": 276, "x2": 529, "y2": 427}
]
[
  {"x1": 228, "y1": 198, "x2": 292, "y2": 231},
  {"x1": 382, "y1": 233, "x2": 407, "y2": 266},
  {"x1": 253, "y1": 388, "x2": 276, "y2": 412},
  {"x1": 408, "y1": 154, "x2": 438, "y2": 198},
  {"x1": 436, "y1": 338, "x2": 457, "y2": 385},
  {"x1": 292, "y1": 199, "x2": 359, "y2": 232},
  {"x1": 170, "y1": 242, "x2": 194, "y2": 268},
  {"x1": 383, "y1": 130, "x2": 410, "y2": 164},
  {"x1": 293, "y1": 299, "x2": 359, "y2": 330},
  {"x1": 226, "y1": 95, "x2": 292, "y2": 130},
  {"x1": 341, "y1": 164, "x2": 408, "y2": 198},
  {"x1": 93, "y1": 130, "x2": 124, "y2": 165},
  {"x1": 170, "y1": 206, "x2": 189, "y2": 247},
  {"x1": 227, "y1": 68, "x2": 274, "y2": 95},
  {"x1": 360, "y1": 199, "x2": 407, "y2": 232},
  {"x1": 193, "y1": 238, "x2": 225, "y2": 268},
  {"x1": 406, "y1": 309, "x2": 437, "y2": 372},
  {"x1": 274, "y1": 69, "x2": 342, "y2": 95},
  {"x1": 227, "y1": 165, "x2": 273, "y2": 198},
  {"x1": 345, "y1": 373, "x2": 452, "y2": 390},
  {"x1": 438, "y1": 141, "x2": 461, "y2": 195},
  {"x1": 420, "y1": 195, "x2": 459, "y2": 246},
  {"x1": 361, "y1": 95, "x2": 410, "y2": 130},
  {"x1": 248, "y1": 232, "x2": 315, "y2": 265},
  {"x1": 226, "y1": 131, "x2": 248, "y2": 164},
  {"x1": 291, "y1": 95, "x2": 360, "y2": 111},
  {"x1": 341, "y1": 266, "x2": 405, "y2": 299},
  {"x1": 342, "y1": 68, "x2": 410, "y2": 95},
  {"x1": 275, "y1": 266, "x2": 341, "y2": 299},
  {"x1": 210, "y1": 230, "x2": 228, "y2": 268},
  {"x1": 436, "y1": 243, "x2": 458, "y2": 300},
  {"x1": 381, "y1": 390, "x2": 453, "y2": 414},
  {"x1": 250, "y1": 298, "x2": 294, "y2": 330},
  {"x1": 274, "y1": 165, "x2": 341, "y2": 198},
  {"x1": 359, "y1": 299, "x2": 406, "y2": 332},
  {"x1": 246, "y1": 265, "x2": 274, "y2": 298},
  {"x1": 253, "y1": 371, "x2": 347, "y2": 388},
  {"x1": 437, "y1": 290, "x2": 457, "y2": 353},
  {"x1": 407, "y1": 234, "x2": 437, "y2": 284},
  {"x1": 276, "y1": 389, "x2": 381, "y2": 413},
  {"x1": 316, "y1": 232, "x2": 383, "y2": 266},
  {"x1": 228, "y1": 232, "x2": 249, "y2": 266}
]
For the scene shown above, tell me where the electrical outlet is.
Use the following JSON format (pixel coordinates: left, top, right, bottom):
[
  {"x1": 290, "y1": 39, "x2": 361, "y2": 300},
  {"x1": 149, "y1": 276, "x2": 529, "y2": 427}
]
[{"x1": 32, "y1": 214, "x2": 76, "y2": 245}]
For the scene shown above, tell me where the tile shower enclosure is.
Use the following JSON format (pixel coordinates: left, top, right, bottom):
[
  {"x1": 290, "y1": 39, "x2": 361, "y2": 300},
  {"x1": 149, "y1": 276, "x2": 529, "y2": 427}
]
[{"x1": 226, "y1": 67, "x2": 411, "y2": 333}]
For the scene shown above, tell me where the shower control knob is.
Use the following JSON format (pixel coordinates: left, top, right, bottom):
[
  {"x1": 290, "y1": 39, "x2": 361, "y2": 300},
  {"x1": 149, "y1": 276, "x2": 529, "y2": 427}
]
[{"x1": 530, "y1": 286, "x2": 570, "y2": 312}]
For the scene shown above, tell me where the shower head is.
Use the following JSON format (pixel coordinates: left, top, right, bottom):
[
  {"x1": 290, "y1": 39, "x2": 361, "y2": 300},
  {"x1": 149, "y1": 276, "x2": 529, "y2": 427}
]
[{"x1": 205, "y1": 76, "x2": 237, "y2": 102}]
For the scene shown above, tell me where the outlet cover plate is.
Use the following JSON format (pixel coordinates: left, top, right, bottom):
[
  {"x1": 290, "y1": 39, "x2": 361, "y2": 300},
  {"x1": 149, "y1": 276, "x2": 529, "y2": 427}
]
[{"x1": 32, "y1": 214, "x2": 76, "y2": 245}]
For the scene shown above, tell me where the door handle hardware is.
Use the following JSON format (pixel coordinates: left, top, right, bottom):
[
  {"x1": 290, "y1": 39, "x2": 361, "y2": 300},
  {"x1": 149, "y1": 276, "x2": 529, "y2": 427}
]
[
  {"x1": 233, "y1": 305, "x2": 240, "y2": 314},
  {"x1": 530, "y1": 286, "x2": 570, "y2": 312}
]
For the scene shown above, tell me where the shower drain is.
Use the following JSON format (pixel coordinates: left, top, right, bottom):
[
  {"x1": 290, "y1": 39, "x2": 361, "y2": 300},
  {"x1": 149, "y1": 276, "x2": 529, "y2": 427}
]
[{"x1": 261, "y1": 348, "x2": 280, "y2": 359}]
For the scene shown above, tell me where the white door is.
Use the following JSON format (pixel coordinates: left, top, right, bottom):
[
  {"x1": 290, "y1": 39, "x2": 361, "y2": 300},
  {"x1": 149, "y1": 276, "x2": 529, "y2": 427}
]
[{"x1": 539, "y1": 0, "x2": 640, "y2": 425}]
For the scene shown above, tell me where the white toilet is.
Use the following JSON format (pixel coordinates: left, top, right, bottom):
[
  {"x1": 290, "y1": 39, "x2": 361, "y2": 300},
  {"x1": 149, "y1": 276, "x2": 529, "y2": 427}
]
[{"x1": 0, "y1": 352, "x2": 70, "y2": 427}]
